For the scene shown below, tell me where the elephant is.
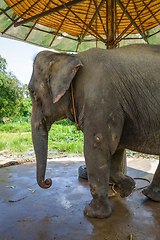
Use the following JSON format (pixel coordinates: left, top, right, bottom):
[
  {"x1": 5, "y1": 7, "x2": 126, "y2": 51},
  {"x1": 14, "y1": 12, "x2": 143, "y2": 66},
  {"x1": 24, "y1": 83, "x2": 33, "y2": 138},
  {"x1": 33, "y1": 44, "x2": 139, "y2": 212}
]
[{"x1": 28, "y1": 44, "x2": 160, "y2": 219}]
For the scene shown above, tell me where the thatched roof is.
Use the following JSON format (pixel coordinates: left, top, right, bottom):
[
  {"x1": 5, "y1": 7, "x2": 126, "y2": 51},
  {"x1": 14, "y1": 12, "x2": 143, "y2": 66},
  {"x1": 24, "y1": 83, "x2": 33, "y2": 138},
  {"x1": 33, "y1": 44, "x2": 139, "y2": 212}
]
[{"x1": 1, "y1": 0, "x2": 160, "y2": 51}]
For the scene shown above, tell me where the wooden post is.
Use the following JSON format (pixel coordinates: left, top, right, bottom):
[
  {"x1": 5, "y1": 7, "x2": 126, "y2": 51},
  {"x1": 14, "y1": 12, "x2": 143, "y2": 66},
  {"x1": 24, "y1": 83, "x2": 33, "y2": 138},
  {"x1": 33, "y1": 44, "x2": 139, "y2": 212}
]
[
  {"x1": 106, "y1": 0, "x2": 127, "y2": 174},
  {"x1": 106, "y1": 0, "x2": 116, "y2": 49}
]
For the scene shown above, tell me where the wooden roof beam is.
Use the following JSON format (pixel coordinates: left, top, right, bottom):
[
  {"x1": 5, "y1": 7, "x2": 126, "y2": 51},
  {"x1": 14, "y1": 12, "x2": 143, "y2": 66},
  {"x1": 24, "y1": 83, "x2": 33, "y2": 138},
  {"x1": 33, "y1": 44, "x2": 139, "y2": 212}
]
[
  {"x1": 116, "y1": 0, "x2": 148, "y2": 42},
  {"x1": 148, "y1": 29, "x2": 160, "y2": 39},
  {"x1": 24, "y1": 22, "x2": 37, "y2": 41},
  {"x1": 117, "y1": 0, "x2": 131, "y2": 28},
  {"x1": 24, "y1": 0, "x2": 52, "y2": 41},
  {"x1": 0, "y1": 8, "x2": 14, "y2": 21},
  {"x1": 106, "y1": 0, "x2": 116, "y2": 49},
  {"x1": 132, "y1": 0, "x2": 147, "y2": 42},
  {"x1": 49, "y1": 0, "x2": 102, "y2": 42},
  {"x1": 14, "y1": 0, "x2": 87, "y2": 27},
  {"x1": 79, "y1": 0, "x2": 106, "y2": 44},
  {"x1": 22, "y1": 24, "x2": 78, "y2": 41},
  {"x1": 117, "y1": 6, "x2": 160, "y2": 44},
  {"x1": 115, "y1": 0, "x2": 152, "y2": 44},
  {"x1": 0, "y1": 6, "x2": 10, "y2": 15},
  {"x1": 57, "y1": 0, "x2": 107, "y2": 43},
  {"x1": 49, "y1": 8, "x2": 70, "y2": 47},
  {"x1": 93, "y1": 0, "x2": 106, "y2": 36},
  {"x1": 0, "y1": 9, "x2": 20, "y2": 34},
  {"x1": 76, "y1": 0, "x2": 93, "y2": 51},
  {"x1": 18, "y1": 0, "x2": 40, "y2": 20},
  {"x1": 140, "y1": 0, "x2": 160, "y2": 25},
  {"x1": 0, "y1": 0, "x2": 24, "y2": 16}
]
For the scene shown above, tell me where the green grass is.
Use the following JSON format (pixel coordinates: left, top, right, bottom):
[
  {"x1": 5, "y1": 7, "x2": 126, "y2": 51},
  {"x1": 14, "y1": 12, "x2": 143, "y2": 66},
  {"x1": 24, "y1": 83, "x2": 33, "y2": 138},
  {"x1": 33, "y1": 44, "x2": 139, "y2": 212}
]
[
  {"x1": 0, "y1": 122, "x2": 31, "y2": 133},
  {"x1": 0, "y1": 121, "x2": 157, "y2": 159},
  {"x1": 48, "y1": 124, "x2": 83, "y2": 154},
  {"x1": 0, "y1": 121, "x2": 84, "y2": 156},
  {"x1": 0, "y1": 132, "x2": 33, "y2": 154}
]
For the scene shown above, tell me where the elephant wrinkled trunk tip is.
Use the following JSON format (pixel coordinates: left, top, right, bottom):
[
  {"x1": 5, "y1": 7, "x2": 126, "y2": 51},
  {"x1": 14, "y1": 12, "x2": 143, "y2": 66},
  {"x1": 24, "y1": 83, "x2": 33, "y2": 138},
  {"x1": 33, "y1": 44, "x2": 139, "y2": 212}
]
[{"x1": 38, "y1": 178, "x2": 52, "y2": 189}]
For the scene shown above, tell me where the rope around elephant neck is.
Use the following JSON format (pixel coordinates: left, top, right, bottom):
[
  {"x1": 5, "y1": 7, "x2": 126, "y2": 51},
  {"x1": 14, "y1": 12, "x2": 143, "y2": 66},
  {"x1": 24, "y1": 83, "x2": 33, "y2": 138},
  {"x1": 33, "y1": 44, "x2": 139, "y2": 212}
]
[{"x1": 71, "y1": 82, "x2": 80, "y2": 131}]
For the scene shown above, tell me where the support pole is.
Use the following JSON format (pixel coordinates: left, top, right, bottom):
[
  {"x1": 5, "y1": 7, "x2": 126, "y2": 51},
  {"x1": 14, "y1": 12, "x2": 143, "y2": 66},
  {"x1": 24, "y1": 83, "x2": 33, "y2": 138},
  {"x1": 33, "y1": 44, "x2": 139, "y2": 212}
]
[{"x1": 106, "y1": 0, "x2": 116, "y2": 49}]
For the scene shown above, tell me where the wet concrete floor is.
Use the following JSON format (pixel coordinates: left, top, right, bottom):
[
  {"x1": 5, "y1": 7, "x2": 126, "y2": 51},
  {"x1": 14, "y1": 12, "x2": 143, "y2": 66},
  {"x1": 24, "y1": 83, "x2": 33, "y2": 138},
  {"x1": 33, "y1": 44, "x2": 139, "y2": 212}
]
[{"x1": 0, "y1": 158, "x2": 160, "y2": 240}]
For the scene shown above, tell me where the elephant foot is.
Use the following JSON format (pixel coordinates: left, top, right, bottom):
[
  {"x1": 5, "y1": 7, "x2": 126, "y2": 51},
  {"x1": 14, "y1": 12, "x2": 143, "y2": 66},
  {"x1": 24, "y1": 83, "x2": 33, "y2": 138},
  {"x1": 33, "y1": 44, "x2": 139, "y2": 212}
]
[
  {"x1": 84, "y1": 198, "x2": 112, "y2": 219},
  {"x1": 142, "y1": 183, "x2": 160, "y2": 202},
  {"x1": 110, "y1": 174, "x2": 135, "y2": 198}
]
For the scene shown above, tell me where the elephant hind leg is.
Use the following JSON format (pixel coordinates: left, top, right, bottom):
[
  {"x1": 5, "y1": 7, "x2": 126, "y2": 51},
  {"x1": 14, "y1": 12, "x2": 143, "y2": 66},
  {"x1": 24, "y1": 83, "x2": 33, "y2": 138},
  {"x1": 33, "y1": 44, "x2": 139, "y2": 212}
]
[
  {"x1": 142, "y1": 160, "x2": 160, "y2": 202},
  {"x1": 110, "y1": 149, "x2": 135, "y2": 198},
  {"x1": 111, "y1": 174, "x2": 135, "y2": 198}
]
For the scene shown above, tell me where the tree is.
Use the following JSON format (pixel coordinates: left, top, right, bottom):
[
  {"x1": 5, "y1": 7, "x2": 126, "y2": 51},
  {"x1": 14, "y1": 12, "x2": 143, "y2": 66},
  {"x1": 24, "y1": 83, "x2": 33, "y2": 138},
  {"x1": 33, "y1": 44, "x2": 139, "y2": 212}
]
[
  {"x1": 0, "y1": 54, "x2": 32, "y2": 122},
  {"x1": 0, "y1": 55, "x2": 7, "y2": 72}
]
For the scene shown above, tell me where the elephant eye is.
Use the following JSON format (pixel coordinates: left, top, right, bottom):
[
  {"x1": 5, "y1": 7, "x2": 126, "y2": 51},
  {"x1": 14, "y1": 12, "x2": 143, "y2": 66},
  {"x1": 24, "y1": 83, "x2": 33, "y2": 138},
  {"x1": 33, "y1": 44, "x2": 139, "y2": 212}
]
[
  {"x1": 30, "y1": 90, "x2": 38, "y2": 101},
  {"x1": 30, "y1": 89, "x2": 35, "y2": 96}
]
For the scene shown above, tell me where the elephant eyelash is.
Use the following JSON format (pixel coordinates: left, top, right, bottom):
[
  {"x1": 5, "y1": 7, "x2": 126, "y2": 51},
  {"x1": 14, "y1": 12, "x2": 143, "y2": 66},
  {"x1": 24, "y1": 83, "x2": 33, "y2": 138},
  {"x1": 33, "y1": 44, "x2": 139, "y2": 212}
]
[{"x1": 30, "y1": 90, "x2": 39, "y2": 101}]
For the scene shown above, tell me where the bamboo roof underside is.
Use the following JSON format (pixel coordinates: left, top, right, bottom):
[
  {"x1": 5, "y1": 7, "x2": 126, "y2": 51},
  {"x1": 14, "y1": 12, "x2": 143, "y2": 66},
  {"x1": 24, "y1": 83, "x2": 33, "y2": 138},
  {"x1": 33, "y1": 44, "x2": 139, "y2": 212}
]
[{"x1": 1, "y1": 0, "x2": 160, "y2": 51}]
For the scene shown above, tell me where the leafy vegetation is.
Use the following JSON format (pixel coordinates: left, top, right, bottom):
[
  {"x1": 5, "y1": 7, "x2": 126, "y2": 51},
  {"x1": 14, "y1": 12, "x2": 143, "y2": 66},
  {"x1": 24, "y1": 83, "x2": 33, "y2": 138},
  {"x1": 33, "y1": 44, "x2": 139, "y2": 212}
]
[
  {"x1": 0, "y1": 55, "x2": 32, "y2": 122},
  {"x1": 0, "y1": 132, "x2": 32, "y2": 153},
  {"x1": 0, "y1": 121, "x2": 31, "y2": 133},
  {"x1": 0, "y1": 120, "x2": 84, "y2": 156},
  {"x1": 48, "y1": 123, "x2": 83, "y2": 154}
]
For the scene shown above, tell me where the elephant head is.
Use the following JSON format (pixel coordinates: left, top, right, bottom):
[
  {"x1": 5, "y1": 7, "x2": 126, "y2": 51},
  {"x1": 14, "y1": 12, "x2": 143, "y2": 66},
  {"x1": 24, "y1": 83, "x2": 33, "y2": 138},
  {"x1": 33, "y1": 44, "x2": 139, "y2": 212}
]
[{"x1": 28, "y1": 51, "x2": 82, "y2": 189}]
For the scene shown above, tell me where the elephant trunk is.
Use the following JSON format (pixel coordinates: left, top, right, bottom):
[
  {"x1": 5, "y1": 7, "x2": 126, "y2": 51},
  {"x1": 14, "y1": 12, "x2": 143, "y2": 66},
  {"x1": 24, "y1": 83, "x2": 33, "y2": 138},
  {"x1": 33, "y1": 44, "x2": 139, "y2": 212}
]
[{"x1": 31, "y1": 119, "x2": 52, "y2": 189}]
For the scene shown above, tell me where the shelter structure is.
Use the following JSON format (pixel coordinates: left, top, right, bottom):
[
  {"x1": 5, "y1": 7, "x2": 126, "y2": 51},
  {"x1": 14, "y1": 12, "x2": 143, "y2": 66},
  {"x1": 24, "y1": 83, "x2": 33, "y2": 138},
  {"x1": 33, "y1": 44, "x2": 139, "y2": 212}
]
[{"x1": 1, "y1": 0, "x2": 160, "y2": 52}]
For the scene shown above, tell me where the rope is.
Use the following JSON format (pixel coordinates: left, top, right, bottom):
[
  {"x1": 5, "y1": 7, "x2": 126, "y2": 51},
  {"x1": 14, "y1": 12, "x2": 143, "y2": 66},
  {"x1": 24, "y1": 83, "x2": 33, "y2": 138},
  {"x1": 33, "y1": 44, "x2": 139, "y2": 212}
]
[
  {"x1": 108, "y1": 177, "x2": 151, "y2": 198},
  {"x1": 109, "y1": 183, "x2": 117, "y2": 199},
  {"x1": 71, "y1": 82, "x2": 80, "y2": 130},
  {"x1": 133, "y1": 177, "x2": 150, "y2": 190}
]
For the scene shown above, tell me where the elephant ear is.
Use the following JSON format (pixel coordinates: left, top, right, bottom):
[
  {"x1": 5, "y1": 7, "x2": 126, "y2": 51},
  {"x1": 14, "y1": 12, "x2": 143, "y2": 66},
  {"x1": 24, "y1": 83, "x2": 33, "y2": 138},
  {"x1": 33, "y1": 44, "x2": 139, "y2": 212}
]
[{"x1": 49, "y1": 55, "x2": 83, "y2": 103}]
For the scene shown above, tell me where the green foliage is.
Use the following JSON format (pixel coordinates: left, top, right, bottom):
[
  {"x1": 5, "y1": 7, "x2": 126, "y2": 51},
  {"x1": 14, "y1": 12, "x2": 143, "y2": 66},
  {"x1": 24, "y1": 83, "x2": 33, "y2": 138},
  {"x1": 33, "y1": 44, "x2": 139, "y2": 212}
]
[
  {"x1": 0, "y1": 54, "x2": 32, "y2": 122},
  {"x1": 54, "y1": 118, "x2": 74, "y2": 126},
  {"x1": 52, "y1": 141, "x2": 83, "y2": 153},
  {"x1": 16, "y1": 97, "x2": 32, "y2": 118},
  {"x1": 0, "y1": 55, "x2": 7, "y2": 72},
  {"x1": 0, "y1": 122, "x2": 31, "y2": 132},
  {"x1": 48, "y1": 124, "x2": 83, "y2": 152},
  {"x1": 0, "y1": 121, "x2": 84, "y2": 156},
  {"x1": 0, "y1": 132, "x2": 32, "y2": 153},
  {"x1": 0, "y1": 71, "x2": 22, "y2": 120},
  {"x1": 49, "y1": 123, "x2": 84, "y2": 154}
]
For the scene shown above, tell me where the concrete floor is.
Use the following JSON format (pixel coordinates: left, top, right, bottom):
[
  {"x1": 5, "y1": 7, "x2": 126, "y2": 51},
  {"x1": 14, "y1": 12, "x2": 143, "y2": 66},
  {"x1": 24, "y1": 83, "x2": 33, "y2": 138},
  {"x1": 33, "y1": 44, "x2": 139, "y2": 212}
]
[{"x1": 0, "y1": 157, "x2": 160, "y2": 240}]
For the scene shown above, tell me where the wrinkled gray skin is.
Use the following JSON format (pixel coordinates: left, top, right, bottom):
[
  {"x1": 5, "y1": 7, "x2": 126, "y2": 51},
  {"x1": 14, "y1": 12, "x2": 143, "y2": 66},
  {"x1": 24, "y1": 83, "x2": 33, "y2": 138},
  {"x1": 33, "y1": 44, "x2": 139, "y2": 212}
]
[{"x1": 29, "y1": 44, "x2": 160, "y2": 218}]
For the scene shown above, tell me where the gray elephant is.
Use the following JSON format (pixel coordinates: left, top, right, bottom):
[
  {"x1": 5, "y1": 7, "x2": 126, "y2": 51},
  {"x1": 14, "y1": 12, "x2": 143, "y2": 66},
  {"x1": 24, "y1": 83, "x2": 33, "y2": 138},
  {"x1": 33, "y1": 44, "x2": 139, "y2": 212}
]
[{"x1": 28, "y1": 44, "x2": 160, "y2": 219}]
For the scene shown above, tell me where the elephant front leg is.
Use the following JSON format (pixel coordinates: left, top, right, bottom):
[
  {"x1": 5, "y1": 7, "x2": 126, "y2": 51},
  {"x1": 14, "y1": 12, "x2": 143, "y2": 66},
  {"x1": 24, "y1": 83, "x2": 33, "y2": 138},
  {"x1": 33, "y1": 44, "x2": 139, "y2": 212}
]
[
  {"x1": 142, "y1": 160, "x2": 160, "y2": 202},
  {"x1": 83, "y1": 133, "x2": 112, "y2": 219},
  {"x1": 110, "y1": 149, "x2": 135, "y2": 198}
]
